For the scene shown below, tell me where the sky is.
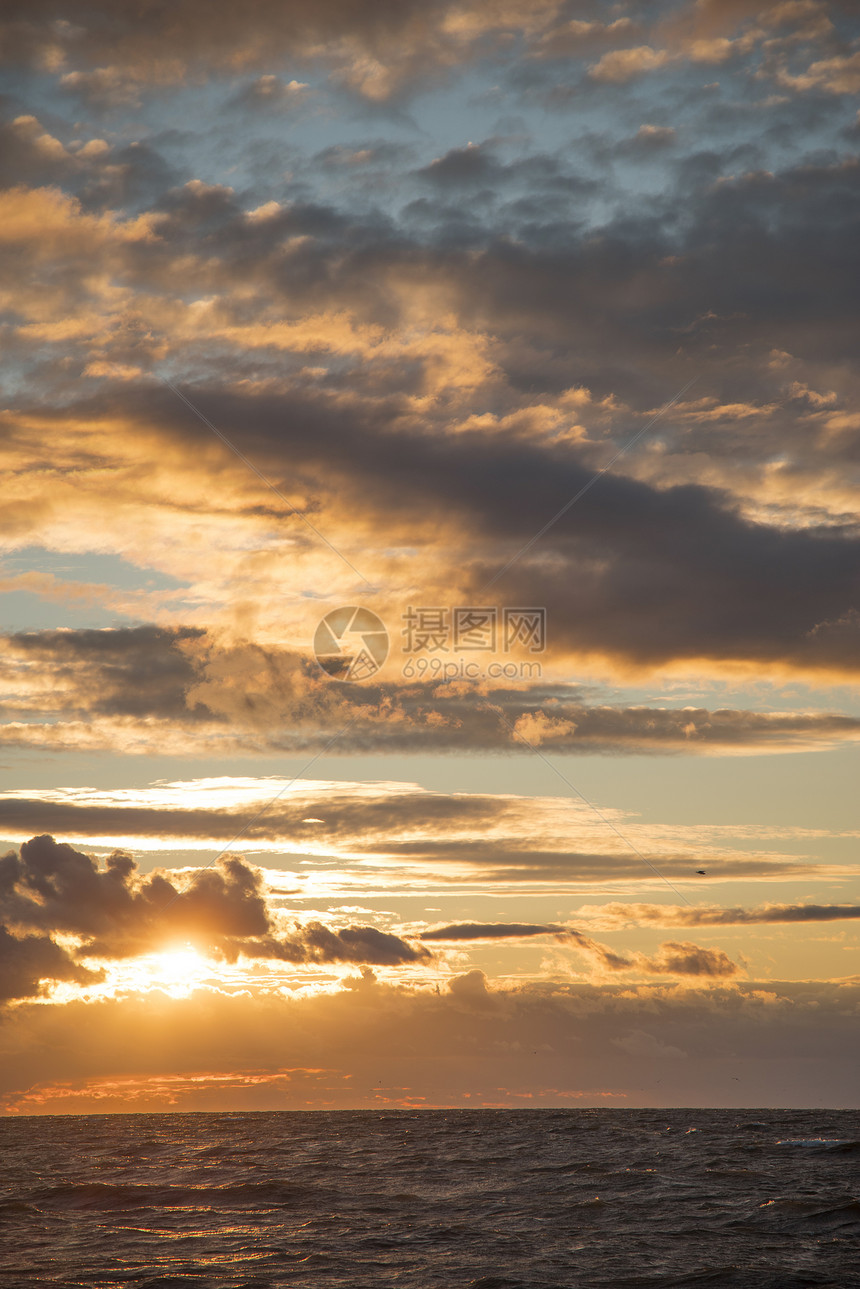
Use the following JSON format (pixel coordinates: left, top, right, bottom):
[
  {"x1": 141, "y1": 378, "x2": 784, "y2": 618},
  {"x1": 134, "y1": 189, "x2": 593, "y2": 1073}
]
[{"x1": 1, "y1": 0, "x2": 859, "y2": 1113}]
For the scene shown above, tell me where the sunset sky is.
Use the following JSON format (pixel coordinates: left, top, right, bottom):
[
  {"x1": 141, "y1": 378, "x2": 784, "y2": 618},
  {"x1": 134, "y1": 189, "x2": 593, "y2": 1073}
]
[{"x1": 1, "y1": 0, "x2": 859, "y2": 1113}]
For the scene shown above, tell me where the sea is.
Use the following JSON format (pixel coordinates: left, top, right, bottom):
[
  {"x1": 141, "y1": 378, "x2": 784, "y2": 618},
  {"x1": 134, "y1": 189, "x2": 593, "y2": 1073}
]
[{"x1": 0, "y1": 1109, "x2": 858, "y2": 1288}]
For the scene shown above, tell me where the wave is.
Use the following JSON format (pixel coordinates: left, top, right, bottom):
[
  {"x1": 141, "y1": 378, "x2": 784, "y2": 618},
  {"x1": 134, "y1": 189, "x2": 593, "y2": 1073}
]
[
  {"x1": 776, "y1": 1137, "x2": 860, "y2": 1151},
  {"x1": 31, "y1": 1180, "x2": 326, "y2": 1211},
  {"x1": 4, "y1": 1110, "x2": 860, "y2": 1288},
  {"x1": 757, "y1": 1195, "x2": 860, "y2": 1232}
]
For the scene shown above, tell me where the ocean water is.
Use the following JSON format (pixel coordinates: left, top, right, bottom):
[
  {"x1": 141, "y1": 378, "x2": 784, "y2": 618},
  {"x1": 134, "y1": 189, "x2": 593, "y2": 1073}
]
[{"x1": 0, "y1": 1110, "x2": 858, "y2": 1288}]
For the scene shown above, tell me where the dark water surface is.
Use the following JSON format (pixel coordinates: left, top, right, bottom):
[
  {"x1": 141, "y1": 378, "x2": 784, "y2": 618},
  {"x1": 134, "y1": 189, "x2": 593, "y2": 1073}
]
[{"x1": 0, "y1": 1109, "x2": 858, "y2": 1288}]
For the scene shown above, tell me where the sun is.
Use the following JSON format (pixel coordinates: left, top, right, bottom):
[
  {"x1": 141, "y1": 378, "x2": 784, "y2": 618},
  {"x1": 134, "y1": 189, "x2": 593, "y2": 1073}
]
[
  {"x1": 126, "y1": 944, "x2": 212, "y2": 997},
  {"x1": 153, "y1": 946, "x2": 206, "y2": 977}
]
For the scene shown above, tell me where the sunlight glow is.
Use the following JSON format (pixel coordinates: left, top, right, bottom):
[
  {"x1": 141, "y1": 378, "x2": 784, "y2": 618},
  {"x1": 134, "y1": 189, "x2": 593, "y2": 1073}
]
[{"x1": 137, "y1": 945, "x2": 210, "y2": 996}]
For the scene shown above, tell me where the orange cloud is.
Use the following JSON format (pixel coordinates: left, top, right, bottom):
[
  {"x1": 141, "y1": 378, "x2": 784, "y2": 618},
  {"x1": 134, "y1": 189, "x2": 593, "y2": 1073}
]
[{"x1": 589, "y1": 46, "x2": 671, "y2": 82}]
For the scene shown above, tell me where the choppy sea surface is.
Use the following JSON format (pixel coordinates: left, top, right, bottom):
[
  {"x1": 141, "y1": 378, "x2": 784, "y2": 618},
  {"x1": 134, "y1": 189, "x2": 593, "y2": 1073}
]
[{"x1": 0, "y1": 1109, "x2": 858, "y2": 1288}]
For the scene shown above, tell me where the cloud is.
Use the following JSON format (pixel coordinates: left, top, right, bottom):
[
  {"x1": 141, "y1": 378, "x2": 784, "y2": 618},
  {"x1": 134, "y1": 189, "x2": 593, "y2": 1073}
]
[
  {"x1": 0, "y1": 0, "x2": 566, "y2": 101},
  {"x1": 3, "y1": 977, "x2": 858, "y2": 1111},
  {"x1": 611, "y1": 1028, "x2": 687, "y2": 1059},
  {"x1": 0, "y1": 834, "x2": 269, "y2": 951},
  {"x1": 447, "y1": 968, "x2": 492, "y2": 1003},
  {"x1": 638, "y1": 940, "x2": 739, "y2": 977},
  {"x1": 588, "y1": 46, "x2": 671, "y2": 82},
  {"x1": 634, "y1": 123, "x2": 676, "y2": 146},
  {"x1": 0, "y1": 124, "x2": 179, "y2": 216},
  {"x1": 419, "y1": 921, "x2": 740, "y2": 977},
  {"x1": 0, "y1": 0, "x2": 835, "y2": 110},
  {"x1": 60, "y1": 65, "x2": 147, "y2": 108},
  {"x1": 582, "y1": 900, "x2": 860, "y2": 928},
  {"x1": 531, "y1": 16, "x2": 634, "y2": 60},
  {"x1": 1, "y1": 0, "x2": 858, "y2": 1113},
  {"x1": 0, "y1": 626, "x2": 207, "y2": 721},
  {"x1": 0, "y1": 827, "x2": 767, "y2": 1003},
  {"x1": 416, "y1": 142, "x2": 506, "y2": 188},
  {"x1": 511, "y1": 711, "x2": 577, "y2": 747},
  {"x1": 0, "y1": 924, "x2": 99, "y2": 1002},
  {"x1": 5, "y1": 628, "x2": 860, "y2": 758},
  {"x1": 0, "y1": 835, "x2": 430, "y2": 999},
  {"x1": 3, "y1": 117, "x2": 860, "y2": 689},
  {"x1": 244, "y1": 924, "x2": 430, "y2": 966},
  {"x1": 0, "y1": 116, "x2": 108, "y2": 190},
  {"x1": 420, "y1": 922, "x2": 568, "y2": 940},
  {"x1": 777, "y1": 50, "x2": 860, "y2": 95},
  {"x1": 0, "y1": 778, "x2": 852, "y2": 896},
  {"x1": 230, "y1": 75, "x2": 310, "y2": 110}
]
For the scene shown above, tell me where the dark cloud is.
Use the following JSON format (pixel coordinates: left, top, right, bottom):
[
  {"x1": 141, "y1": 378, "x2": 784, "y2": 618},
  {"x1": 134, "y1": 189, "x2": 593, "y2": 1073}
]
[
  {"x1": 98, "y1": 139, "x2": 182, "y2": 210},
  {"x1": 567, "y1": 123, "x2": 681, "y2": 166},
  {"x1": 2, "y1": 625, "x2": 209, "y2": 720},
  {"x1": 421, "y1": 921, "x2": 568, "y2": 940},
  {"x1": 596, "y1": 900, "x2": 860, "y2": 927},
  {"x1": 419, "y1": 920, "x2": 739, "y2": 976},
  {"x1": 0, "y1": 114, "x2": 78, "y2": 190},
  {"x1": 421, "y1": 920, "x2": 636, "y2": 970},
  {"x1": 6, "y1": 626, "x2": 860, "y2": 755},
  {"x1": 416, "y1": 142, "x2": 507, "y2": 189},
  {"x1": 0, "y1": 836, "x2": 429, "y2": 988},
  {"x1": 27, "y1": 140, "x2": 858, "y2": 678},
  {"x1": 0, "y1": 119, "x2": 182, "y2": 212},
  {"x1": 0, "y1": 833, "x2": 744, "y2": 994},
  {"x1": 0, "y1": 777, "x2": 502, "y2": 844},
  {"x1": 0, "y1": 1, "x2": 677, "y2": 110},
  {"x1": 0, "y1": 834, "x2": 269, "y2": 950},
  {"x1": 2, "y1": 0, "x2": 849, "y2": 123},
  {"x1": 365, "y1": 838, "x2": 819, "y2": 884},
  {"x1": 0, "y1": 113, "x2": 184, "y2": 214},
  {"x1": 413, "y1": 144, "x2": 599, "y2": 215},
  {"x1": 0, "y1": 924, "x2": 99, "y2": 1002},
  {"x1": 0, "y1": 0, "x2": 554, "y2": 102},
  {"x1": 247, "y1": 924, "x2": 430, "y2": 966}
]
